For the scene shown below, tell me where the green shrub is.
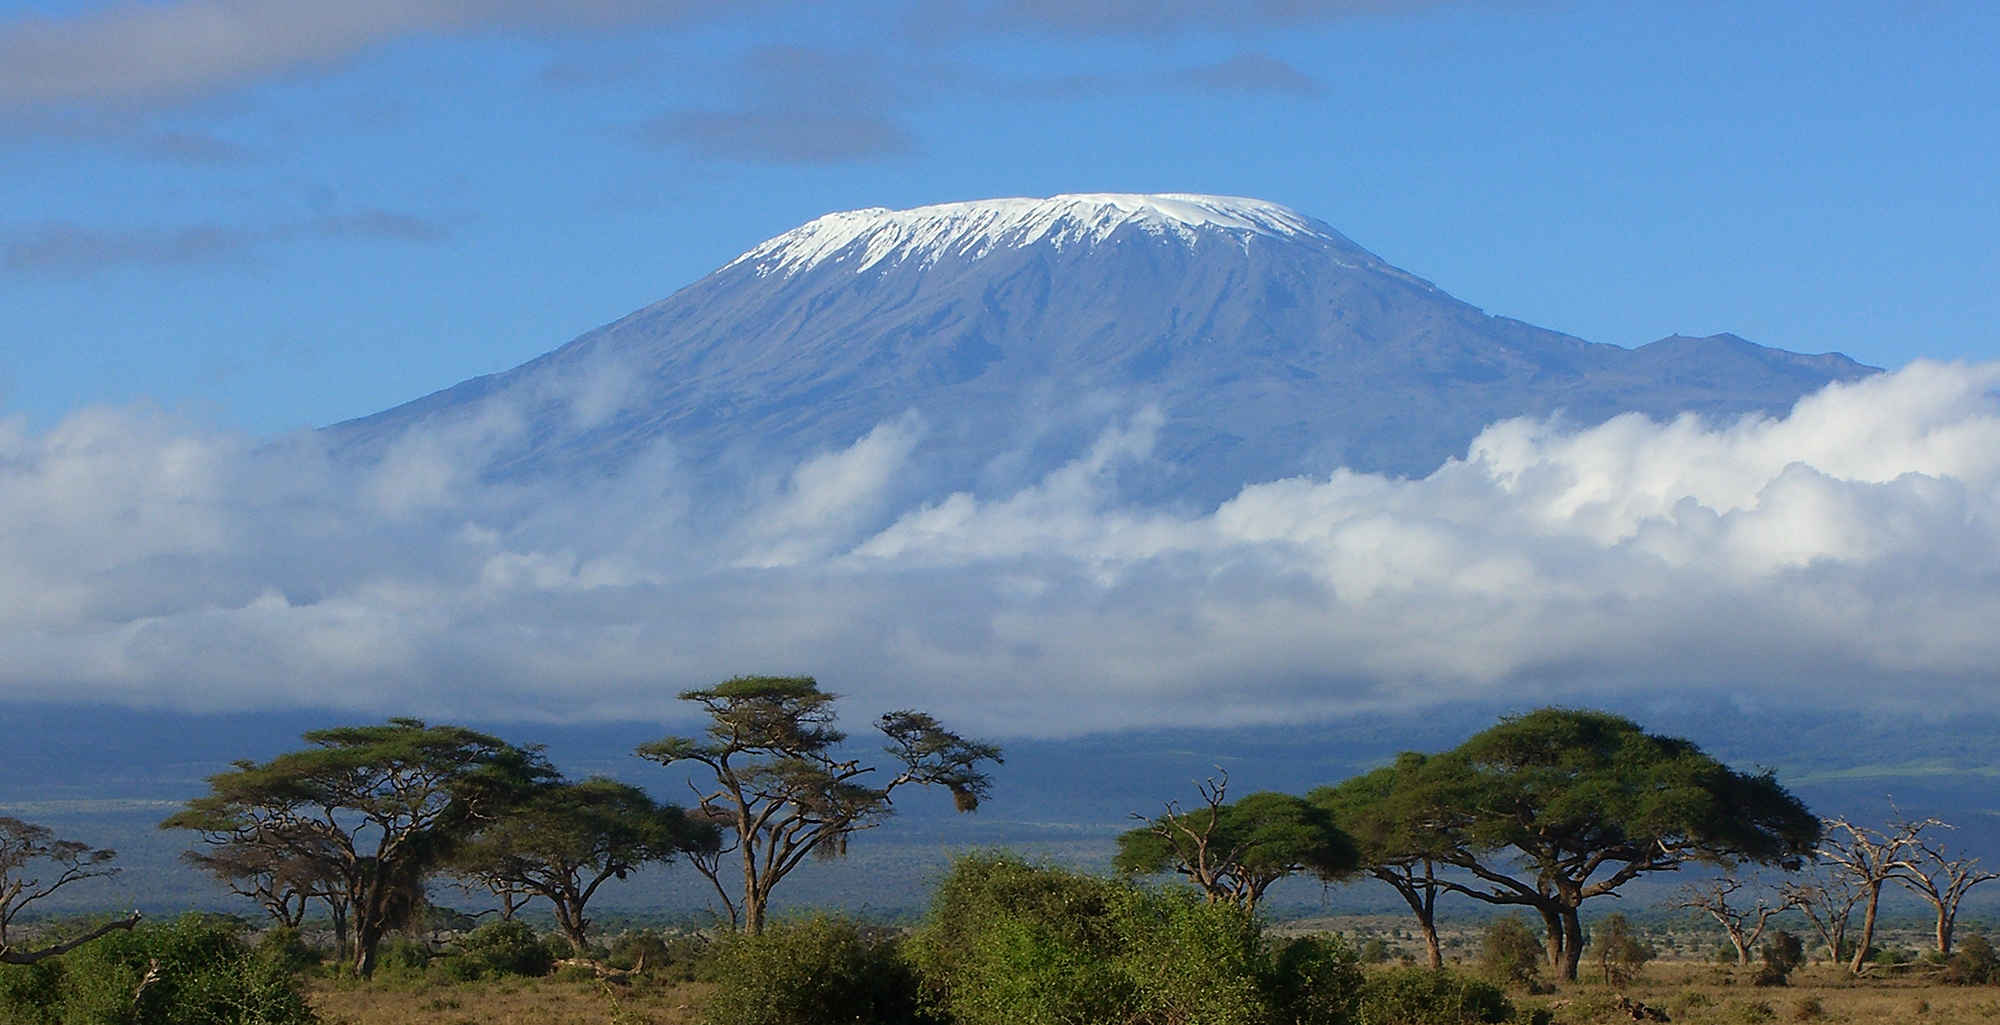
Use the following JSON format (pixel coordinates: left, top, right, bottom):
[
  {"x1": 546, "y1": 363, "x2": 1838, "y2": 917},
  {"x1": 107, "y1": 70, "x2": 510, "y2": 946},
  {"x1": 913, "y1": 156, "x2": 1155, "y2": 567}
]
[
  {"x1": 370, "y1": 936, "x2": 432, "y2": 977},
  {"x1": 907, "y1": 853, "x2": 1136, "y2": 1025},
  {"x1": 0, "y1": 913, "x2": 318, "y2": 1025},
  {"x1": 1271, "y1": 935, "x2": 1364, "y2": 1025},
  {"x1": 1117, "y1": 888, "x2": 1282, "y2": 1025},
  {"x1": 433, "y1": 920, "x2": 556, "y2": 980},
  {"x1": 1356, "y1": 967, "x2": 1511, "y2": 1025},
  {"x1": 1942, "y1": 934, "x2": 1997, "y2": 985},
  {"x1": 1477, "y1": 916, "x2": 1544, "y2": 989},
  {"x1": 908, "y1": 853, "x2": 1363, "y2": 1025},
  {"x1": 1587, "y1": 914, "x2": 1653, "y2": 987},
  {"x1": 700, "y1": 914, "x2": 923, "y2": 1025},
  {"x1": 610, "y1": 928, "x2": 710, "y2": 980}
]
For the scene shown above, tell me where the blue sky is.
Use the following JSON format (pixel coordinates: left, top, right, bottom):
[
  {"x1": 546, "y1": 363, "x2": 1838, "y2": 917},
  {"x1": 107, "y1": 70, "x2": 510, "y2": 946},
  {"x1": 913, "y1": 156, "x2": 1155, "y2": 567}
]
[{"x1": 0, "y1": 0, "x2": 1996, "y2": 436}]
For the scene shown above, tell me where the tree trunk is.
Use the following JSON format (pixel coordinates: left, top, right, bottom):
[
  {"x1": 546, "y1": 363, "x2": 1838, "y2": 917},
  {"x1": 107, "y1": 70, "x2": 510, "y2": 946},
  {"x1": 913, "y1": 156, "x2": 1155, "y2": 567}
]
[
  {"x1": 1419, "y1": 909, "x2": 1442, "y2": 970},
  {"x1": 1559, "y1": 908, "x2": 1585, "y2": 982},
  {"x1": 1850, "y1": 882, "x2": 1884, "y2": 974},
  {"x1": 1380, "y1": 869, "x2": 1443, "y2": 970},
  {"x1": 354, "y1": 921, "x2": 382, "y2": 979},
  {"x1": 1538, "y1": 906, "x2": 1566, "y2": 978},
  {"x1": 554, "y1": 898, "x2": 590, "y2": 955},
  {"x1": 1731, "y1": 931, "x2": 1753, "y2": 966},
  {"x1": 1937, "y1": 908, "x2": 1953, "y2": 957}
]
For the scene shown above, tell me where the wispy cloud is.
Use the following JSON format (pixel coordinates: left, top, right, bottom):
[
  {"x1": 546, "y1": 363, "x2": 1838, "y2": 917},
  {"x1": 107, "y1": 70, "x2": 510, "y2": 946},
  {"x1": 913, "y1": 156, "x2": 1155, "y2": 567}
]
[
  {"x1": 643, "y1": 109, "x2": 915, "y2": 163},
  {"x1": 0, "y1": 0, "x2": 722, "y2": 111},
  {"x1": 3, "y1": 208, "x2": 462, "y2": 276},
  {"x1": 967, "y1": 0, "x2": 1452, "y2": 36},
  {"x1": 639, "y1": 47, "x2": 933, "y2": 163},
  {"x1": 0, "y1": 362, "x2": 1997, "y2": 734}
]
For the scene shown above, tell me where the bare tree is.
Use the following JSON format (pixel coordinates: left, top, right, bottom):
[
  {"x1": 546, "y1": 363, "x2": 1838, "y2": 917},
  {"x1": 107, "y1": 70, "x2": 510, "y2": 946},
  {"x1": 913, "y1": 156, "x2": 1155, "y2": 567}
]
[
  {"x1": 1818, "y1": 815, "x2": 1933, "y2": 974},
  {"x1": 1897, "y1": 825, "x2": 1998, "y2": 957},
  {"x1": 1671, "y1": 875, "x2": 1792, "y2": 966},
  {"x1": 1782, "y1": 863, "x2": 1866, "y2": 966},
  {"x1": 0, "y1": 817, "x2": 139, "y2": 965}
]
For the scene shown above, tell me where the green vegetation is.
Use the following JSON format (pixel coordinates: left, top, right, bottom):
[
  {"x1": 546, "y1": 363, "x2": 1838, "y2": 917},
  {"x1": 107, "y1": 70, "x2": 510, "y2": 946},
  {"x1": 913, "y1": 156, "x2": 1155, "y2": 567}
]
[
  {"x1": 1116, "y1": 777, "x2": 1360, "y2": 907},
  {"x1": 902, "y1": 852, "x2": 1366, "y2": 1025},
  {"x1": 448, "y1": 775, "x2": 719, "y2": 954},
  {"x1": 701, "y1": 914, "x2": 923, "y2": 1025},
  {"x1": 0, "y1": 913, "x2": 317, "y2": 1025},
  {"x1": 162, "y1": 718, "x2": 559, "y2": 977},
  {"x1": 635, "y1": 675, "x2": 1002, "y2": 936},
  {"x1": 10, "y1": 699, "x2": 2000, "y2": 1025}
]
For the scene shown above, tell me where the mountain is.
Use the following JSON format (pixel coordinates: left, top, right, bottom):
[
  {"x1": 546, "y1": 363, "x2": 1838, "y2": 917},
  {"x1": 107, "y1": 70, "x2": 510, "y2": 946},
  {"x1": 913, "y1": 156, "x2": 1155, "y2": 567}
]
[{"x1": 329, "y1": 194, "x2": 1875, "y2": 506}]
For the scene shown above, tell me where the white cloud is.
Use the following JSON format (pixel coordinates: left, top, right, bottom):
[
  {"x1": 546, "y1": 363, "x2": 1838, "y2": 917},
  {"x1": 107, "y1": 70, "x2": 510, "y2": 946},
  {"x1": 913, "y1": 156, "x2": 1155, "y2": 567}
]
[{"x1": 1, "y1": 362, "x2": 1998, "y2": 734}]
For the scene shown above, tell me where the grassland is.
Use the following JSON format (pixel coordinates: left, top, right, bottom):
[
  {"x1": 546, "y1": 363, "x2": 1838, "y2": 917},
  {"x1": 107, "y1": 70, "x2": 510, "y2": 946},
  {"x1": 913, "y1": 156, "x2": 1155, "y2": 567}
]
[{"x1": 304, "y1": 955, "x2": 2000, "y2": 1025}]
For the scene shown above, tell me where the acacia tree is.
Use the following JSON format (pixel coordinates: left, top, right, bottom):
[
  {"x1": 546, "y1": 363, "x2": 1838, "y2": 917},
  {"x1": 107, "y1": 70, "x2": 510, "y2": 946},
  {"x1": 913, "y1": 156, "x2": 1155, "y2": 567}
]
[
  {"x1": 1346, "y1": 709, "x2": 1819, "y2": 981},
  {"x1": 450, "y1": 776, "x2": 720, "y2": 954},
  {"x1": 1818, "y1": 816, "x2": 1930, "y2": 974},
  {"x1": 1899, "y1": 826, "x2": 1997, "y2": 957},
  {"x1": 164, "y1": 718, "x2": 554, "y2": 977},
  {"x1": 1114, "y1": 773, "x2": 1358, "y2": 908},
  {"x1": 635, "y1": 676, "x2": 1001, "y2": 935},
  {"x1": 1312, "y1": 753, "x2": 1467, "y2": 969},
  {"x1": 0, "y1": 817, "x2": 139, "y2": 965},
  {"x1": 1669, "y1": 875, "x2": 1792, "y2": 966}
]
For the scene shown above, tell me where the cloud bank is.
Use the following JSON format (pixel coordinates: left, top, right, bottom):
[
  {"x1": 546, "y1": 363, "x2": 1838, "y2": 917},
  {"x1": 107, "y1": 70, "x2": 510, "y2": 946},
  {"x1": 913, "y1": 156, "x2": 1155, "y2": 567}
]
[{"x1": 2, "y1": 361, "x2": 1997, "y2": 734}]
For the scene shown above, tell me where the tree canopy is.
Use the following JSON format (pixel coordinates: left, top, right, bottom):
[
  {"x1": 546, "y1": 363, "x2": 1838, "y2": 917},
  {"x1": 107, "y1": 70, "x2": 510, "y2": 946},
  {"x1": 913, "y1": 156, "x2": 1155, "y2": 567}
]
[
  {"x1": 1323, "y1": 708, "x2": 1819, "y2": 980},
  {"x1": 450, "y1": 776, "x2": 719, "y2": 953},
  {"x1": 1115, "y1": 777, "x2": 1358, "y2": 907},
  {"x1": 163, "y1": 718, "x2": 555, "y2": 977},
  {"x1": 636, "y1": 675, "x2": 1002, "y2": 934}
]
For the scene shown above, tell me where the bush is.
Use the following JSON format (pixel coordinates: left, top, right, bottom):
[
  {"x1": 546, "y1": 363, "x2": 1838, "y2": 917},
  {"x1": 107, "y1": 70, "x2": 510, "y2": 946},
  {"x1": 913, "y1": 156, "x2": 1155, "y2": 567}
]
[
  {"x1": 1942, "y1": 934, "x2": 1997, "y2": 985},
  {"x1": 1478, "y1": 916, "x2": 1543, "y2": 989},
  {"x1": 1588, "y1": 913, "x2": 1653, "y2": 987},
  {"x1": 433, "y1": 919, "x2": 556, "y2": 980},
  {"x1": 0, "y1": 913, "x2": 318, "y2": 1025},
  {"x1": 701, "y1": 915, "x2": 923, "y2": 1025},
  {"x1": 1117, "y1": 888, "x2": 1286, "y2": 1025},
  {"x1": 1753, "y1": 931, "x2": 1804, "y2": 987},
  {"x1": 1272, "y1": 935, "x2": 1364, "y2": 1025},
  {"x1": 907, "y1": 854, "x2": 1136, "y2": 1025},
  {"x1": 608, "y1": 928, "x2": 710, "y2": 980},
  {"x1": 371, "y1": 936, "x2": 432, "y2": 976},
  {"x1": 906, "y1": 853, "x2": 1361, "y2": 1025},
  {"x1": 1356, "y1": 967, "x2": 1511, "y2": 1025}
]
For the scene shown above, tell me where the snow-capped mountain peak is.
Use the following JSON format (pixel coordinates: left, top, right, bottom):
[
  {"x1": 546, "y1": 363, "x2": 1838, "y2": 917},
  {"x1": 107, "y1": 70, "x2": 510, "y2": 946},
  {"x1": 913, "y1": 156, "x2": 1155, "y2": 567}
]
[{"x1": 729, "y1": 193, "x2": 1328, "y2": 277}]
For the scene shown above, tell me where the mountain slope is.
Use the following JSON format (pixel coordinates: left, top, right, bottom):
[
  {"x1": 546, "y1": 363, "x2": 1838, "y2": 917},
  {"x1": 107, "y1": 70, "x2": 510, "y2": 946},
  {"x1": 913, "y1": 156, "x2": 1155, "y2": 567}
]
[{"x1": 329, "y1": 194, "x2": 1875, "y2": 505}]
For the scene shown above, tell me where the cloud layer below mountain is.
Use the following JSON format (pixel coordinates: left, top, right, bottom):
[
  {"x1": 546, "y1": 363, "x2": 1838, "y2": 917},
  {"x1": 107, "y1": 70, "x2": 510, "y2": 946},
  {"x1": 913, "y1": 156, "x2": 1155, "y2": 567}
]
[{"x1": 3, "y1": 359, "x2": 1997, "y2": 734}]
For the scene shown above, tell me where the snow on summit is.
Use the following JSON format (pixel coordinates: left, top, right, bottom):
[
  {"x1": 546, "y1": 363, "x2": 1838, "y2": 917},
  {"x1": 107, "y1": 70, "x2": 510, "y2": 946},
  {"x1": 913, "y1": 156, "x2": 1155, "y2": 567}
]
[{"x1": 731, "y1": 193, "x2": 1327, "y2": 277}]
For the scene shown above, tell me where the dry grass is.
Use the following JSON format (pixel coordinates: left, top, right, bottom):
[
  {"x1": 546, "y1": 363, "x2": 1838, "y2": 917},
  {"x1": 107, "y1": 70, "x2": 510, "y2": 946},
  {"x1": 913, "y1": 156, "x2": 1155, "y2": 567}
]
[
  {"x1": 1529, "y1": 962, "x2": 2000, "y2": 1025},
  {"x1": 306, "y1": 957, "x2": 2000, "y2": 1025},
  {"x1": 310, "y1": 973, "x2": 708, "y2": 1025}
]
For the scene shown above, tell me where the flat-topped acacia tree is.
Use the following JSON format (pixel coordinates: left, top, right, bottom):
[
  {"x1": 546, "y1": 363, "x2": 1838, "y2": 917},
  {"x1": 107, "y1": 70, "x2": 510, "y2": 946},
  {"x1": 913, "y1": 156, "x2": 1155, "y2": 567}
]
[
  {"x1": 164, "y1": 719, "x2": 555, "y2": 977},
  {"x1": 1114, "y1": 774, "x2": 1359, "y2": 909},
  {"x1": 1311, "y1": 752, "x2": 1469, "y2": 969},
  {"x1": 636, "y1": 675, "x2": 1002, "y2": 935},
  {"x1": 1329, "y1": 708, "x2": 1819, "y2": 981}
]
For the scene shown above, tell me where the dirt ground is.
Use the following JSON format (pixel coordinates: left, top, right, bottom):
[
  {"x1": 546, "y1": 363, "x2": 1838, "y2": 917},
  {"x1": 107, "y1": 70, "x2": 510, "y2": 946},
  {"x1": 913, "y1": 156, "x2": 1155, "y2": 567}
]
[{"x1": 311, "y1": 974, "x2": 706, "y2": 1025}]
